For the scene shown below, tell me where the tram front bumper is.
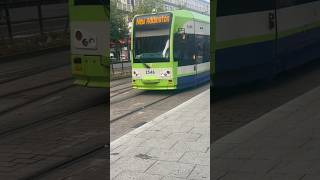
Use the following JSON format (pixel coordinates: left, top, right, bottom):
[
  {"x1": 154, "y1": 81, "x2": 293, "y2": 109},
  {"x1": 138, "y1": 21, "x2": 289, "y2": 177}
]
[
  {"x1": 132, "y1": 79, "x2": 176, "y2": 90},
  {"x1": 71, "y1": 55, "x2": 108, "y2": 88}
]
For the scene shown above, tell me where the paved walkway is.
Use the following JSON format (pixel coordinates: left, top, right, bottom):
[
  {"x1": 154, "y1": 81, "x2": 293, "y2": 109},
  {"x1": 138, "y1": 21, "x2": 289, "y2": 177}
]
[
  {"x1": 213, "y1": 85, "x2": 320, "y2": 180},
  {"x1": 110, "y1": 89, "x2": 210, "y2": 180}
]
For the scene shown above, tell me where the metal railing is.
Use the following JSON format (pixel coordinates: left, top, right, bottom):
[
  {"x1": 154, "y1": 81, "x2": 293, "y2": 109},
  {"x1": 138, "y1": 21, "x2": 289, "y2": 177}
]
[
  {"x1": 0, "y1": 0, "x2": 68, "y2": 40},
  {"x1": 110, "y1": 58, "x2": 131, "y2": 77}
]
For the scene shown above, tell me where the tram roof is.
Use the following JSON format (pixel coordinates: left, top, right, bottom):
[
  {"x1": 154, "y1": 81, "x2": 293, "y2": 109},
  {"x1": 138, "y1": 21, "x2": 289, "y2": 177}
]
[
  {"x1": 133, "y1": 10, "x2": 210, "y2": 23},
  {"x1": 170, "y1": 10, "x2": 210, "y2": 23}
]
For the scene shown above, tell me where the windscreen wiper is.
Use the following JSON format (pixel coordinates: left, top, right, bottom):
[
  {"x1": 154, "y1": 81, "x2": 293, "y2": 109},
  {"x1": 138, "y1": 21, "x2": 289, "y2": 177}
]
[
  {"x1": 137, "y1": 55, "x2": 151, "y2": 68},
  {"x1": 141, "y1": 60, "x2": 151, "y2": 69}
]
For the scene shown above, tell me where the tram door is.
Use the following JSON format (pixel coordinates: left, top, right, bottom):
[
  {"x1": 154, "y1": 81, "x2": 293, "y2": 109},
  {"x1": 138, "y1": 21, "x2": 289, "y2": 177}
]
[
  {"x1": 179, "y1": 18, "x2": 197, "y2": 87},
  {"x1": 275, "y1": 0, "x2": 318, "y2": 71},
  {"x1": 191, "y1": 18, "x2": 198, "y2": 87},
  {"x1": 214, "y1": 0, "x2": 278, "y2": 86},
  {"x1": 176, "y1": 17, "x2": 197, "y2": 88},
  {"x1": 194, "y1": 21, "x2": 209, "y2": 85}
]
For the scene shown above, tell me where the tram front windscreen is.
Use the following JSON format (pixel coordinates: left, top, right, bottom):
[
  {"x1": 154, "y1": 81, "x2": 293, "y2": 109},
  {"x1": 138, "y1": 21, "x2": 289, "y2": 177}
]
[{"x1": 133, "y1": 13, "x2": 172, "y2": 63}]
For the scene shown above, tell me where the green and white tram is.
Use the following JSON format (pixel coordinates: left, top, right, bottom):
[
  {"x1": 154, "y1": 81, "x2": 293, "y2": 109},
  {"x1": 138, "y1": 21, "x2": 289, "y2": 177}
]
[
  {"x1": 131, "y1": 10, "x2": 210, "y2": 90},
  {"x1": 69, "y1": 0, "x2": 109, "y2": 87},
  {"x1": 212, "y1": 0, "x2": 320, "y2": 87}
]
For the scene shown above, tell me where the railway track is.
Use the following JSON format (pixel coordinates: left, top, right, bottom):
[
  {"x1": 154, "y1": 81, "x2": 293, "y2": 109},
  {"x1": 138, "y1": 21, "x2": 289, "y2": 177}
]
[
  {"x1": 0, "y1": 64, "x2": 69, "y2": 84},
  {"x1": 110, "y1": 83, "x2": 210, "y2": 142},
  {"x1": 110, "y1": 77, "x2": 131, "y2": 87},
  {"x1": 110, "y1": 87, "x2": 147, "y2": 105},
  {"x1": 110, "y1": 92, "x2": 176, "y2": 124},
  {"x1": 0, "y1": 102, "x2": 106, "y2": 138},
  {"x1": 110, "y1": 78, "x2": 131, "y2": 90},
  {"x1": 110, "y1": 82, "x2": 131, "y2": 92},
  {"x1": 0, "y1": 82, "x2": 74, "y2": 115},
  {"x1": 0, "y1": 50, "x2": 107, "y2": 179},
  {"x1": 0, "y1": 71, "x2": 106, "y2": 139},
  {"x1": 0, "y1": 102, "x2": 107, "y2": 179},
  {"x1": 0, "y1": 62, "x2": 74, "y2": 115},
  {"x1": 0, "y1": 77, "x2": 73, "y2": 99},
  {"x1": 109, "y1": 79, "x2": 144, "y2": 100},
  {"x1": 110, "y1": 85, "x2": 133, "y2": 98},
  {"x1": 25, "y1": 145, "x2": 106, "y2": 180},
  {"x1": 0, "y1": 85, "x2": 106, "y2": 179}
]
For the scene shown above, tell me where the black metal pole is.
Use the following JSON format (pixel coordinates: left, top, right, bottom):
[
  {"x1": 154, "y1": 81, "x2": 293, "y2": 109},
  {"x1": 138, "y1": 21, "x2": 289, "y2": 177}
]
[
  {"x1": 121, "y1": 59, "x2": 124, "y2": 74},
  {"x1": 38, "y1": 0, "x2": 44, "y2": 35},
  {"x1": 4, "y1": 0, "x2": 12, "y2": 40},
  {"x1": 127, "y1": 35, "x2": 129, "y2": 62},
  {"x1": 111, "y1": 63, "x2": 114, "y2": 75},
  {"x1": 64, "y1": 14, "x2": 69, "y2": 33}
]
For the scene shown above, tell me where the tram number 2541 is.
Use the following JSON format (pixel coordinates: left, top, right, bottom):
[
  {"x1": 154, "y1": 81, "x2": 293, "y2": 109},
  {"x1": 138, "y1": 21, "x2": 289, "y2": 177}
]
[{"x1": 146, "y1": 69, "x2": 155, "y2": 75}]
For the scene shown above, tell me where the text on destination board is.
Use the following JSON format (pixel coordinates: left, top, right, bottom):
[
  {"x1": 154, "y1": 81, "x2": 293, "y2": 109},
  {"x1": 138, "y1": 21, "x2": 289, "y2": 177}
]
[{"x1": 136, "y1": 15, "x2": 170, "y2": 26}]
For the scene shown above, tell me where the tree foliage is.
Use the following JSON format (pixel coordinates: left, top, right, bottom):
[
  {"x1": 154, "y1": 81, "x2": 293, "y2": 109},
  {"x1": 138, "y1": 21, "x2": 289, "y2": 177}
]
[
  {"x1": 110, "y1": 0, "x2": 129, "y2": 42},
  {"x1": 110, "y1": 0, "x2": 165, "y2": 41},
  {"x1": 130, "y1": 0, "x2": 165, "y2": 19}
]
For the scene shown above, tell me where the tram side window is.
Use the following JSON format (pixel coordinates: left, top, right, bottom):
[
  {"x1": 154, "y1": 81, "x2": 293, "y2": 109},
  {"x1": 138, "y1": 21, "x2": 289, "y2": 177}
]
[
  {"x1": 204, "y1": 36, "x2": 210, "y2": 62},
  {"x1": 195, "y1": 35, "x2": 204, "y2": 63},
  {"x1": 217, "y1": 0, "x2": 275, "y2": 16},
  {"x1": 174, "y1": 33, "x2": 195, "y2": 66},
  {"x1": 194, "y1": 35, "x2": 210, "y2": 63},
  {"x1": 278, "y1": 0, "x2": 316, "y2": 8}
]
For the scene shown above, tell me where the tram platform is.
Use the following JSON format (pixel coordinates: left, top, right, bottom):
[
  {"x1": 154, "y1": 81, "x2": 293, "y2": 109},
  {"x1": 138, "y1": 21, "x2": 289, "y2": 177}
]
[
  {"x1": 110, "y1": 89, "x2": 210, "y2": 180},
  {"x1": 213, "y1": 85, "x2": 320, "y2": 180}
]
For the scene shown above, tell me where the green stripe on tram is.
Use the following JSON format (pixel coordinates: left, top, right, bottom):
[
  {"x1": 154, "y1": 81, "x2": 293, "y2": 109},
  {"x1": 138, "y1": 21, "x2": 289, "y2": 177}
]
[
  {"x1": 216, "y1": 20, "x2": 320, "y2": 50},
  {"x1": 278, "y1": 20, "x2": 320, "y2": 38},
  {"x1": 177, "y1": 72, "x2": 196, "y2": 77},
  {"x1": 216, "y1": 33, "x2": 275, "y2": 50}
]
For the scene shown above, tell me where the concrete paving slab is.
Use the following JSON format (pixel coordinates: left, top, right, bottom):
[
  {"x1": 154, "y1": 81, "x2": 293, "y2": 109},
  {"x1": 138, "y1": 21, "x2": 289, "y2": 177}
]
[
  {"x1": 110, "y1": 89, "x2": 210, "y2": 180},
  {"x1": 212, "y1": 85, "x2": 320, "y2": 179}
]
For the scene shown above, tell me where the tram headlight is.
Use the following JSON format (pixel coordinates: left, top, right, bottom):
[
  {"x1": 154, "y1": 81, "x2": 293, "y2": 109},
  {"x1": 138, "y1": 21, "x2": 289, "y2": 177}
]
[
  {"x1": 133, "y1": 70, "x2": 141, "y2": 78},
  {"x1": 75, "y1": 30, "x2": 83, "y2": 41},
  {"x1": 89, "y1": 38, "x2": 96, "y2": 44},
  {"x1": 74, "y1": 29, "x2": 97, "y2": 49},
  {"x1": 160, "y1": 70, "x2": 171, "y2": 78},
  {"x1": 82, "y1": 39, "x2": 89, "y2": 47}
]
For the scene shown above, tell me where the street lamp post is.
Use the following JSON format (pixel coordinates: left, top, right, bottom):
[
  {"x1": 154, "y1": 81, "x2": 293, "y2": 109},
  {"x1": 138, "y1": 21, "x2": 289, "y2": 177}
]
[{"x1": 118, "y1": 27, "x2": 122, "y2": 62}]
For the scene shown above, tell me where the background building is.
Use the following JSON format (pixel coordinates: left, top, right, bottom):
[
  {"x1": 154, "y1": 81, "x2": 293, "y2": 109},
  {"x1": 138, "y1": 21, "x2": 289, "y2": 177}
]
[
  {"x1": 116, "y1": 0, "x2": 210, "y2": 15},
  {"x1": 116, "y1": 0, "x2": 134, "y2": 12},
  {"x1": 163, "y1": 0, "x2": 210, "y2": 15}
]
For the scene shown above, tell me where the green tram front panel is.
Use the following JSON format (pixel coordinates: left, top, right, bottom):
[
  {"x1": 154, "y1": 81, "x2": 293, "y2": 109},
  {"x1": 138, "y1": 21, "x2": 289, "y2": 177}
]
[{"x1": 69, "y1": 0, "x2": 109, "y2": 88}]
